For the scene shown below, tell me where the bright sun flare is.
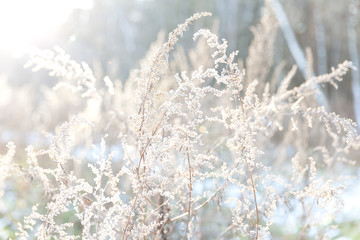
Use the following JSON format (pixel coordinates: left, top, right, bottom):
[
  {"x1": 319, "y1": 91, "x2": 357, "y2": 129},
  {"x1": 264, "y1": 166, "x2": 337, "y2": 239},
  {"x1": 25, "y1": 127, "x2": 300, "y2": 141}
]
[{"x1": 0, "y1": 0, "x2": 93, "y2": 50}]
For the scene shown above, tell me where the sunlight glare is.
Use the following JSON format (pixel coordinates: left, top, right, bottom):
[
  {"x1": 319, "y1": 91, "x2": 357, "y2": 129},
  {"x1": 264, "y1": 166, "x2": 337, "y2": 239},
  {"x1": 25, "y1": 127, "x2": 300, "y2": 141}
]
[{"x1": 0, "y1": 0, "x2": 93, "y2": 50}]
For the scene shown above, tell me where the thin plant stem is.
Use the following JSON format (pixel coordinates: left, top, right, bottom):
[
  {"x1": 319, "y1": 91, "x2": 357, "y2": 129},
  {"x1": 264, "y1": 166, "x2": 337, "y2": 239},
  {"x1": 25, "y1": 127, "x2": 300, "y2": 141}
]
[
  {"x1": 184, "y1": 134, "x2": 192, "y2": 239},
  {"x1": 122, "y1": 191, "x2": 140, "y2": 240},
  {"x1": 244, "y1": 157, "x2": 260, "y2": 240}
]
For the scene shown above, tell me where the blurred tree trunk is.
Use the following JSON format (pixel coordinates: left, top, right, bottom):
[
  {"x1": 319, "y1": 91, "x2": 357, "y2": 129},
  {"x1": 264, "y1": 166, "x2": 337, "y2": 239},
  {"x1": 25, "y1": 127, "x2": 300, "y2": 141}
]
[
  {"x1": 347, "y1": 12, "x2": 360, "y2": 129},
  {"x1": 313, "y1": 6, "x2": 327, "y2": 75},
  {"x1": 271, "y1": 0, "x2": 328, "y2": 107}
]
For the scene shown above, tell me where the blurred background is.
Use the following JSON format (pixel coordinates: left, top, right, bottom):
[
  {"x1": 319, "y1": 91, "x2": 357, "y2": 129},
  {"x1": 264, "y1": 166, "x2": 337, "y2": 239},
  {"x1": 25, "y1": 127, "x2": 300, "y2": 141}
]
[
  {"x1": 0, "y1": 0, "x2": 359, "y2": 238},
  {"x1": 0, "y1": 0, "x2": 359, "y2": 137}
]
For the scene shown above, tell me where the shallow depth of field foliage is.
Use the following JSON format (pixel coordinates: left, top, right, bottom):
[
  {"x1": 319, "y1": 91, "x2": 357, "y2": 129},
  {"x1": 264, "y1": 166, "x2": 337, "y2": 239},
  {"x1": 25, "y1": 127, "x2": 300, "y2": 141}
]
[{"x1": 1, "y1": 0, "x2": 360, "y2": 239}]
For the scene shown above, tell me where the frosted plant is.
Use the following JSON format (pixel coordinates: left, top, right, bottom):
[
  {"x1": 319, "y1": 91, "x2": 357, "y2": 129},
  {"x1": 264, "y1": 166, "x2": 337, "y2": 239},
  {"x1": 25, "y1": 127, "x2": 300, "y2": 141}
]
[
  {"x1": 0, "y1": 142, "x2": 16, "y2": 198},
  {"x1": 25, "y1": 46, "x2": 97, "y2": 98},
  {"x1": 1, "y1": 2, "x2": 359, "y2": 240}
]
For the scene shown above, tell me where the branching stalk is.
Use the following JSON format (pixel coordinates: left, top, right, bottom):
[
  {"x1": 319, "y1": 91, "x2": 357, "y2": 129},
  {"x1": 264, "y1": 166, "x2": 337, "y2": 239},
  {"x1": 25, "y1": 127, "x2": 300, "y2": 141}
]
[{"x1": 237, "y1": 87, "x2": 259, "y2": 239}]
